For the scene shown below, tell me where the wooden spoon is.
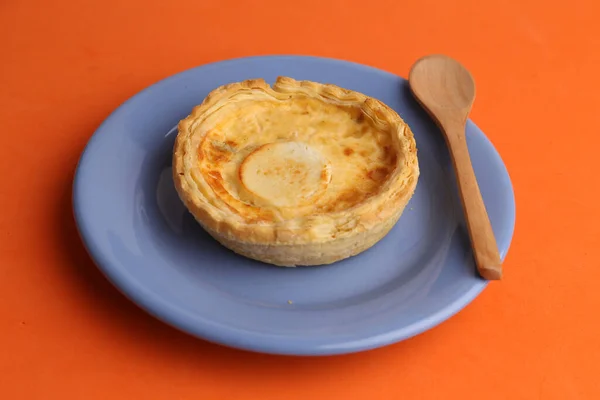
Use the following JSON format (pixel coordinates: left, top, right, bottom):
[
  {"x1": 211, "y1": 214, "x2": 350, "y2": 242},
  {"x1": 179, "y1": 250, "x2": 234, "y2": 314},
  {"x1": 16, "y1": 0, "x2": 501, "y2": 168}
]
[{"x1": 408, "y1": 54, "x2": 502, "y2": 280}]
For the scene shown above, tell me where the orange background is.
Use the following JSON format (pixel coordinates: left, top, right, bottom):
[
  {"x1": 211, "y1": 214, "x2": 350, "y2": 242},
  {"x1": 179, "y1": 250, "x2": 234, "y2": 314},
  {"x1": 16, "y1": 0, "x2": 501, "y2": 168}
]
[{"x1": 1, "y1": 0, "x2": 599, "y2": 398}]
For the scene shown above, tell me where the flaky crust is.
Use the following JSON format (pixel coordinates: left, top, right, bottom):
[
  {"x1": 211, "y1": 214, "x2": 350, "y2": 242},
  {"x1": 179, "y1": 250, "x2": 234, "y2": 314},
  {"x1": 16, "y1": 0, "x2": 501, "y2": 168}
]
[{"x1": 173, "y1": 77, "x2": 419, "y2": 266}]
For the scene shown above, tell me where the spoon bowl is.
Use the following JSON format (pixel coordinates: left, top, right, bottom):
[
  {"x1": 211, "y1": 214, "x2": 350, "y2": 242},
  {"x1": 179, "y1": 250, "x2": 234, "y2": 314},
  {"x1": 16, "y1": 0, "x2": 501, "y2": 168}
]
[{"x1": 410, "y1": 55, "x2": 476, "y2": 114}]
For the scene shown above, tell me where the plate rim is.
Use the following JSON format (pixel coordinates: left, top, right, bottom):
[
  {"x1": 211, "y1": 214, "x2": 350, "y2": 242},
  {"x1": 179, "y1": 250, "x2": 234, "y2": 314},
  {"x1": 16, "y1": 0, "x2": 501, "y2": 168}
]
[{"x1": 73, "y1": 54, "x2": 516, "y2": 356}]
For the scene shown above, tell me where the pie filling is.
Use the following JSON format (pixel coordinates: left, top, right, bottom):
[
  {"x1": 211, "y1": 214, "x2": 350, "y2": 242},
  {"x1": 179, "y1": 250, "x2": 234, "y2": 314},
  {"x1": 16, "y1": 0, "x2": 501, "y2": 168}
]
[{"x1": 195, "y1": 96, "x2": 399, "y2": 223}]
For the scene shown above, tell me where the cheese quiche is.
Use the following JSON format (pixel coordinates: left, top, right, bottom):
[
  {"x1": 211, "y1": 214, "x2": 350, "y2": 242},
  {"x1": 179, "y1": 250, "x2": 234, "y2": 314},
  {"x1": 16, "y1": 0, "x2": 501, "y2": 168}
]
[{"x1": 173, "y1": 77, "x2": 419, "y2": 266}]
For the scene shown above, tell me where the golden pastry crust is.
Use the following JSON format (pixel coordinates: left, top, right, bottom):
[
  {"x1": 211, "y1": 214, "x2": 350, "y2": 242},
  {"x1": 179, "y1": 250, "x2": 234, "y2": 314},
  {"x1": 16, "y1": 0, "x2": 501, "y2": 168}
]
[{"x1": 173, "y1": 77, "x2": 419, "y2": 266}]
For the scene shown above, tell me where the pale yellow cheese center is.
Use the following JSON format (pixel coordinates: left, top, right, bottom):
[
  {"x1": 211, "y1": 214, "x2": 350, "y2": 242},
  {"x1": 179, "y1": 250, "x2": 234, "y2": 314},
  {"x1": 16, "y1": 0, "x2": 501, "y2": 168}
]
[{"x1": 239, "y1": 141, "x2": 331, "y2": 208}]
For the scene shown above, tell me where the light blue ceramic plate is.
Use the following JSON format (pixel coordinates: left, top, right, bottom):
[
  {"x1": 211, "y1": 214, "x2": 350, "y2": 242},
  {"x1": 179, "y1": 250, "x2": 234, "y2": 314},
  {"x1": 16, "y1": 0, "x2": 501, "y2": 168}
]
[{"x1": 73, "y1": 55, "x2": 515, "y2": 356}]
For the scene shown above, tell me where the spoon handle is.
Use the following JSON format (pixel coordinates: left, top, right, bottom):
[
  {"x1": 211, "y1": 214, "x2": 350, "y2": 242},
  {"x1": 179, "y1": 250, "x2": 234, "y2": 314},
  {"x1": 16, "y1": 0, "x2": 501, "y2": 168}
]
[{"x1": 444, "y1": 122, "x2": 503, "y2": 280}]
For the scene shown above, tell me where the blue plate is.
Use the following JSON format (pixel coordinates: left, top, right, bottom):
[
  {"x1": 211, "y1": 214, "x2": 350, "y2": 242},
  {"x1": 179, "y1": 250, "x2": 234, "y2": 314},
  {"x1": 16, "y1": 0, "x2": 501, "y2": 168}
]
[{"x1": 73, "y1": 55, "x2": 515, "y2": 356}]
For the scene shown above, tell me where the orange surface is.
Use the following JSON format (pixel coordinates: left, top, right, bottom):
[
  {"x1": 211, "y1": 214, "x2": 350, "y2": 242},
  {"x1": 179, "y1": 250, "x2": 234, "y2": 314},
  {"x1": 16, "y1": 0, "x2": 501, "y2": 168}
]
[{"x1": 1, "y1": 0, "x2": 599, "y2": 398}]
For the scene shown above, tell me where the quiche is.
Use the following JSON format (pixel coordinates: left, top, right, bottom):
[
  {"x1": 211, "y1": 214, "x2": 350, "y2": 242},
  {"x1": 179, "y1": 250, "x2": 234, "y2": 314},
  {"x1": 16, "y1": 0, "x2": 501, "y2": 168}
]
[{"x1": 172, "y1": 77, "x2": 419, "y2": 266}]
